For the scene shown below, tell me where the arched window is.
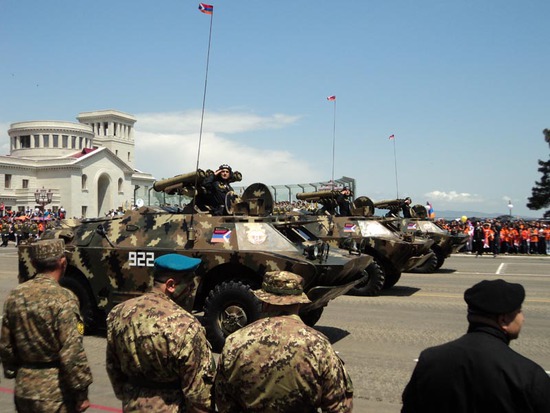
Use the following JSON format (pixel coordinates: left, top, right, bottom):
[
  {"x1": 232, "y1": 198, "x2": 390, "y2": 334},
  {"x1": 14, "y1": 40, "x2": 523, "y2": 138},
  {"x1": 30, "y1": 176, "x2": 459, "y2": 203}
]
[
  {"x1": 81, "y1": 174, "x2": 88, "y2": 190},
  {"x1": 118, "y1": 178, "x2": 123, "y2": 193}
]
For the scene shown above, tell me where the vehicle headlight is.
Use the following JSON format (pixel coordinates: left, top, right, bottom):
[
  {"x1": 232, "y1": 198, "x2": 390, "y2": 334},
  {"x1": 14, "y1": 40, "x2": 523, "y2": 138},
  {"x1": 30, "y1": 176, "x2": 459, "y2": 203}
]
[{"x1": 303, "y1": 243, "x2": 320, "y2": 260}]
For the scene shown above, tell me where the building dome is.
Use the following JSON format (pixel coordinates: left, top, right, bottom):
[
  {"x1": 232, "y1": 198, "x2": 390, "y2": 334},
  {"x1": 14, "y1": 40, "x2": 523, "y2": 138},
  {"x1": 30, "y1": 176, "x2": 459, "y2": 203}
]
[{"x1": 8, "y1": 121, "x2": 94, "y2": 159}]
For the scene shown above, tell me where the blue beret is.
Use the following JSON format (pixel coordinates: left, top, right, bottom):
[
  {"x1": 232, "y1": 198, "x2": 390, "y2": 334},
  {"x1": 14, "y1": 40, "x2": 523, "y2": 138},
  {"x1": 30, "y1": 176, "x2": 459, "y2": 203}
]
[
  {"x1": 464, "y1": 279, "x2": 525, "y2": 315},
  {"x1": 154, "y1": 254, "x2": 201, "y2": 273}
]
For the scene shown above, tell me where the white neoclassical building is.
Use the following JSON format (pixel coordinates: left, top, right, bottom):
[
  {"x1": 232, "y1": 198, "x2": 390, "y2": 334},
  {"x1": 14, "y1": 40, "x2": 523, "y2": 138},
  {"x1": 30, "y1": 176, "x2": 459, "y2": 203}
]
[{"x1": 0, "y1": 109, "x2": 155, "y2": 218}]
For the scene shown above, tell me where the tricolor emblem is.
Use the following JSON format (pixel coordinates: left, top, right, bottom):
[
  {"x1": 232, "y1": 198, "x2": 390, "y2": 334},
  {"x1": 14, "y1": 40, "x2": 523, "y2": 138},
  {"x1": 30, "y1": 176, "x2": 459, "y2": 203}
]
[
  {"x1": 343, "y1": 223, "x2": 357, "y2": 233},
  {"x1": 211, "y1": 227, "x2": 231, "y2": 243}
]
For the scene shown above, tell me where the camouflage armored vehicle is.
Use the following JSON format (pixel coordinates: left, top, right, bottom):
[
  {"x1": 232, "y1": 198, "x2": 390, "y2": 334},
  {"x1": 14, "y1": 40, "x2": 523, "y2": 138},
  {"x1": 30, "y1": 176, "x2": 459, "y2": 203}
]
[
  {"x1": 275, "y1": 190, "x2": 435, "y2": 296},
  {"x1": 19, "y1": 171, "x2": 370, "y2": 352},
  {"x1": 374, "y1": 199, "x2": 469, "y2": 272}
]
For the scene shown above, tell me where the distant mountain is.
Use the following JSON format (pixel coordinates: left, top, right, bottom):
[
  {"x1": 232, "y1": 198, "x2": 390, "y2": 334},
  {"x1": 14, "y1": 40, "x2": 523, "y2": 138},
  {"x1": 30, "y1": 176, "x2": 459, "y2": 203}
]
[{"x1": 433, "y1": 210, "x2": 541, "y2": 220}]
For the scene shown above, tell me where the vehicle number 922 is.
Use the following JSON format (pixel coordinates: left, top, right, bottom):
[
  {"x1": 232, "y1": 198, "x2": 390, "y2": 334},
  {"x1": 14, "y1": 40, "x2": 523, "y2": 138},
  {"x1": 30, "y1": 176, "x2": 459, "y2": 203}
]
[{"x1": 128, "y1": 251, "x2": 155, "y2": 267}]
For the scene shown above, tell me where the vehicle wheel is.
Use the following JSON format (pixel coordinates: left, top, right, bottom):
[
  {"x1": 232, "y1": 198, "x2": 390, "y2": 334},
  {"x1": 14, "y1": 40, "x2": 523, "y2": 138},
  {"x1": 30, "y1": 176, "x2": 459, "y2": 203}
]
[
  {"x1": 60, "y1": 275, "x2": 99, "y2": 334},
  {"x1": 347, "y1": 263, "x2": 385, "y2": 296},
  {"x1": 435, "y1": 250, "x2": 446, "y2": 269},
  {"x1": 300, "y1": 307, "x2": 324, "y2": 327},
  {"x1": 382, "y1": 271, "x2": 401, "y2": 289},
  {"x1": 203, "y1": 281, "x2": 262, "y2": 353},
  {"x1": 413, "y1": 252, "x2": 438, "y2": 273}
]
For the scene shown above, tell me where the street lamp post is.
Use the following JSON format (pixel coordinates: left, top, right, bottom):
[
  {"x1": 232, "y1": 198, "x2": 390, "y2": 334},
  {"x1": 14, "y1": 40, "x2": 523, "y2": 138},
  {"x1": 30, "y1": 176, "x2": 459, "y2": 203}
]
[{"x1": 34, "y1": 187, "x2": 53, "y2": 213}]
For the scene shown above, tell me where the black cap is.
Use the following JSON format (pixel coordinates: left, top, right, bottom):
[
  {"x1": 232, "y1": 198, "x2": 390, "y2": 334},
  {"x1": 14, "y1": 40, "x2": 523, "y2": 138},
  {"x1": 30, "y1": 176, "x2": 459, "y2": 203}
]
[
  {"x1": 464, "y1": 279, "x2": 525, "y2": 315},
  {"x1": 218, "y1": 164, "x2": 232, "y2": 172}
]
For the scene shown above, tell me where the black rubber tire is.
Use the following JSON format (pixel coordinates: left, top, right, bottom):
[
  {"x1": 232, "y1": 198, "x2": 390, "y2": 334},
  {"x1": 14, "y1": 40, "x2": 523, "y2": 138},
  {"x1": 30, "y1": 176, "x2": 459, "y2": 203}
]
[
  {"x1": 347, "y1": 263, "x2": 385, "y2": 296},
  {"x1": 203, "y1": 281, "x2": 262, "y2": 353},
  {"x1": 435, "y1": 250, "x2": 446, "y2": 270},
  {"x1": 413, "y1": 252, "x2": 438, "y2": 273},
  {"x1": 382, "y1": 271, "x2": 402, "y2": 289},
  {"x1": 300, "y1": 307, "x2": 324, "y2": 327},
  {"x1": 59, "y1": 275, "x2": 99, "y2": 334}
]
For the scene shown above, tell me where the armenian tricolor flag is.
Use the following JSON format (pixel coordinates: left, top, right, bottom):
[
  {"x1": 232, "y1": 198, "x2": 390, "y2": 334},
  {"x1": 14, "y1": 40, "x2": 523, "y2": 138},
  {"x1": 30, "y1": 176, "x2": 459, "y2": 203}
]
[
  {"x1": 211, "y1": 227, "x2": 231, "y2": 243},
  {"x1": 343, "y1": 223, "x2": 357, "y2": 233},
  {"x1": 199, "y1": 3, "x2": 213, "y2": 14}
]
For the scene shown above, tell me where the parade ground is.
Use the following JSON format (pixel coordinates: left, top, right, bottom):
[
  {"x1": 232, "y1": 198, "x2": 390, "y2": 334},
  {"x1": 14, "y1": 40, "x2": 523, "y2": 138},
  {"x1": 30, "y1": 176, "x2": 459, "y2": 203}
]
[{"x1": 0, "y1": 249, "x2": 548, "y2": 413}]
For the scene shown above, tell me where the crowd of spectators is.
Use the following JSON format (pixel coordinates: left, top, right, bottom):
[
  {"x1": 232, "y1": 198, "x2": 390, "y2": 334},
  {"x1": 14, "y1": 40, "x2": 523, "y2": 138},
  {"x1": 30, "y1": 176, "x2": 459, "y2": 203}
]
[
  {"x1": 273, "y1": 200, "x2": 319, "y2": 214},
  {"x1": 436, "y1": 218, "x2": 550, "y2": 256},
  {"x1": 0, "y1": 207, "x2": 64, "y2": 246}
]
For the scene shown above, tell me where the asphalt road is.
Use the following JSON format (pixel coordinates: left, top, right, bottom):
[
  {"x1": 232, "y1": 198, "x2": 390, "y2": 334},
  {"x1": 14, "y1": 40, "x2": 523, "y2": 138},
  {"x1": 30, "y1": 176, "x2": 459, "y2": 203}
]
[{"x1": 0, "y1": 248, "x2": 548, "y2": 413}]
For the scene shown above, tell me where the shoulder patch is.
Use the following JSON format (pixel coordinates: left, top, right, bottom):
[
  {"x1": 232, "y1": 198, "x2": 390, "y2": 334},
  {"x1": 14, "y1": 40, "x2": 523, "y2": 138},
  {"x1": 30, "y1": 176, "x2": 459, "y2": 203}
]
[{"x1": 77, "y1": 321, "x2": 85, "y2": 335}]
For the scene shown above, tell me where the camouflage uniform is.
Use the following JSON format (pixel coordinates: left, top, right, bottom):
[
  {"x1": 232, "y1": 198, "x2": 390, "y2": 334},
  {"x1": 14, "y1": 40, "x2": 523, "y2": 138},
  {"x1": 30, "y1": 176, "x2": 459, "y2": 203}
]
[
  {"x1": 215, "y1": 271, "x2": 354, "y2": 413},
  {"x1": 14, "y1": 222, "x2": 23, "y2": 245},
  {"x1": 0, "y1": 239, "x2": 93, "y2": 413},
  {"x1": 1, "y1": 221, "x2": 9, "y2": 246},
  {"x1": 106, "y1": 254, "x2": 215, "y2": 413}
]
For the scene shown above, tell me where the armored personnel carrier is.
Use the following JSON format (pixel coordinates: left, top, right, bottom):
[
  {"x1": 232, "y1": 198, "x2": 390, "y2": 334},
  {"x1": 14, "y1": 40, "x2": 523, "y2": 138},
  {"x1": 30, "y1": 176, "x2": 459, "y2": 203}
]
[
  {"x1": 374, "y1": 199, "x2": 469, "y2": 272},
  {"x1": 277, "y1": 190, "x2": 434, "y2": 296},
  {"x1": 19, "y1": 171, "x2": 371, "y2": 352}
]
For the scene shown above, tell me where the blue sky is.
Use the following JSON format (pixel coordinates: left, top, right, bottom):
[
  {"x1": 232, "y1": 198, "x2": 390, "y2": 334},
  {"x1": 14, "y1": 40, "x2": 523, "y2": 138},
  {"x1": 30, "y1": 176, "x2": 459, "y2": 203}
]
[{"x1": 1, "y1": 1, "x2": 549, "y2": 217}]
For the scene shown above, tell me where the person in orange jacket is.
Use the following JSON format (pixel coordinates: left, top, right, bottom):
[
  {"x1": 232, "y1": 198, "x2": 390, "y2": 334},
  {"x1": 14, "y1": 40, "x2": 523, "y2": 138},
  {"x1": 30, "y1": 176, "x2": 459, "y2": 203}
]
[
  {"x1": 482, "y1": 223, "x2": 495, "y2": 257},
  {"x1": 520, "y1": 227, "x2": 530, "y2": 254},
  {"x1": 543, "y1": 225, "x2": 550, "y2": 255}
]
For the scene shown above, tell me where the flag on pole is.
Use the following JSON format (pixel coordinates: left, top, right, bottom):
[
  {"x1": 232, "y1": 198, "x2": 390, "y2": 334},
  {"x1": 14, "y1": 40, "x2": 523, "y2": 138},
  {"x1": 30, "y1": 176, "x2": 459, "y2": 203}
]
[
  {"x1": 198, "y1": 3, "x2": 213, "y2": 14},
  {"x1": 388, "y1": 134, "x2": 395, "y2": 140},
  {"x1": 327, "y1": 95, "x2": 336, "y2": 101}
]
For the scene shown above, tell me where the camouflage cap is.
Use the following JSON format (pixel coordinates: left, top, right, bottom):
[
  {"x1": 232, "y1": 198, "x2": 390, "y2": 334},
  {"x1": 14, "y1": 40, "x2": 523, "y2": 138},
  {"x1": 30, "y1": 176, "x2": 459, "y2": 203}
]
[
  {"x1": 29, "y1": 239, "x2": 65, "y2": 261},
  {"x1": 253, "y1": 271, "x2": 311, "y2": 306}
]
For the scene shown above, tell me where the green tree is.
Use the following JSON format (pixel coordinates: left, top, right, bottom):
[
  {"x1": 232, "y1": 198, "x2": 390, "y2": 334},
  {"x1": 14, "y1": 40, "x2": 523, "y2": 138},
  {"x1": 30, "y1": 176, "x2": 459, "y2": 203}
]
[{"x1": 527, "y1": 129, "x2": 550, "y2": 218}]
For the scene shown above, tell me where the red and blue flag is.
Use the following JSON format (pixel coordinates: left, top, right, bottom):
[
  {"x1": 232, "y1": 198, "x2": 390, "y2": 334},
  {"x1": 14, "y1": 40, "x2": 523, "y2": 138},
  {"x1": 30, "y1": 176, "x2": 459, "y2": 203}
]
[
  {"x1": 343, "y1": 223, "x2": 357, "y2": 233},
  {"x1": 199, "y1": 3, "x2": 213, "y2": 14},
  {"x1": 211, "y1": 227, "x2": 231, "y2": 243}
]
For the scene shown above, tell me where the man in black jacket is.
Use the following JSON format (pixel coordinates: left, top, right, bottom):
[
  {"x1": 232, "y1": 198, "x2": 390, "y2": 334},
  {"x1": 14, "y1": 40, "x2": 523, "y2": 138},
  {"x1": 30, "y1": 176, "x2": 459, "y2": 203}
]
[
  {"x1": 402, "y1": 279, "x2": 550, "y2": 413},
  {"x1": 202, "y1": 164, "x2": 234, "y2": 215}
]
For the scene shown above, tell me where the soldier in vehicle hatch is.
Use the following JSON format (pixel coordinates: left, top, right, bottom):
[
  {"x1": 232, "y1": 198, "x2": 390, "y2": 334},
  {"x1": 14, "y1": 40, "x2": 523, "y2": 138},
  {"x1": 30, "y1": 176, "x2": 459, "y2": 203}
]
[
  {"x1": 202, "y1": 164, "x2": 235, "y2": 215},
  {"x1": 401, "y1": 197, "x2": 413, "y2": 218},
  {"x1": 337, "y1": 187, "x2": 353, "y2": 217}
]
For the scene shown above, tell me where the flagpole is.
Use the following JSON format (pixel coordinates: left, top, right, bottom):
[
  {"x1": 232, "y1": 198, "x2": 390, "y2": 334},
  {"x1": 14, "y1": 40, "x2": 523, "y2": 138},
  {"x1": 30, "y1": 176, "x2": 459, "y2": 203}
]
[
  {"x1": 331, "y1": 99, "x2": 336, "y2": 190},
  {"x1": 195, "y1": 6, "x2": 214, "y2": 175},
  {"x1": 190, "y1": 4, "x2": 214, "y2": 231},
  {"x1": 392, "y1": 136, "x2": 399, "y2": 198}
]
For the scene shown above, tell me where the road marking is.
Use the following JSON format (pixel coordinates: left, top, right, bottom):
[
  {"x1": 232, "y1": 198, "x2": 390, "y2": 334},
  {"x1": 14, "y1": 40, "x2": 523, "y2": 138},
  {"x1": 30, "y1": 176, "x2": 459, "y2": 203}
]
[
  {"x1": 413, "y1": 292, "x2": 550, "y2": 304},
  {"x1": 496, "y1": 263, "x2": 506, "y2": 275}
]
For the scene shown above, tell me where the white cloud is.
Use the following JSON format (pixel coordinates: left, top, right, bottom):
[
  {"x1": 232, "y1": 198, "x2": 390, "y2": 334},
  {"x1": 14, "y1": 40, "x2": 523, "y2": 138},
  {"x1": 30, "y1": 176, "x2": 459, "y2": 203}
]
[
  {"x1": 424, "y1": 190, "x2": 481, "y2": 203},
  {"x1": 134, "y1": 110, "x2": 318, "y2": 186},
  {"x1": 135, "y1": 110, "x2": 301, "y2": 134},
  {"x1": 0, "y1": 122, "x2": 11, "y2": 155}
]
